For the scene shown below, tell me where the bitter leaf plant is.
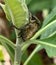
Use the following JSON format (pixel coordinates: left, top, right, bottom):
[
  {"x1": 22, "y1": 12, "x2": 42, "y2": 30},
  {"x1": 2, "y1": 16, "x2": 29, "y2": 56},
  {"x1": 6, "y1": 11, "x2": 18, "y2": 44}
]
[{"x1": 0, "y1": 0, "x2": 56, "y2": 65}]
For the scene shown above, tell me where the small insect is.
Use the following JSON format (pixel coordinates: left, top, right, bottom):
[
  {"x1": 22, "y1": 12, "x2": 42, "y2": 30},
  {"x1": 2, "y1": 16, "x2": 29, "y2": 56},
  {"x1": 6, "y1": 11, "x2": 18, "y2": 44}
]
[
  {"x1": 18, "y1": 14, "x2": 41, "y2": 41},
  {"x1": 13, "y1": 13, "x2": 41, "y2": 41}
]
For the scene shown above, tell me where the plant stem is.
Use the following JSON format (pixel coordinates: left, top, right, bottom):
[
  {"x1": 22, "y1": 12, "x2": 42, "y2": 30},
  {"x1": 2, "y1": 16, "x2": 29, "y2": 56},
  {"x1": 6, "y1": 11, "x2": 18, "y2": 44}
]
[
  {"x1": 14, "y1": 30, "x2": 22, "y2": 65},
  {"x1": 23, "y1": 45, "x2": 41, "y2": 65},
  {"x1": 14, "y1": 39, "x2": 22, "y2": 65}
]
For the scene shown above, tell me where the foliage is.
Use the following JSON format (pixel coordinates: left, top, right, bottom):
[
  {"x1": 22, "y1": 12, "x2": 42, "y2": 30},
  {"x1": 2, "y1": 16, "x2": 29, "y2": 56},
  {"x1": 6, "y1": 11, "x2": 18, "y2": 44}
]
[
  {"x1": 26, "y1": 0, "x2": 56, "y2": 13},
  {"x1": 22, "y1": 52, "x2": 43, "y2": 65},
  {"x1": 0, "y1": 0, "x2": 56, "y2": 65}
]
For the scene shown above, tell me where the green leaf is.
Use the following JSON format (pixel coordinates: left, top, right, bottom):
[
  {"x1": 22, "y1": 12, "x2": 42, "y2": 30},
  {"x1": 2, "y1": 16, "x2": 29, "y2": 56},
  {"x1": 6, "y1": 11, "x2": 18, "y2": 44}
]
[
  {"x1": 40, "y1": 33, "x2": 56, "y2": 57},
  {"x1": 52, "y1": 0, "x2": 56, "y2": 8},
  {"x1": 4, "y1": 0, "x2": 28, "y2": 28},
  {"x1": 27, "y1": 0, "x2": 56, "y2": 13},
  {"x1": 31, "y1": 33, "x2": 56, "y2": 57},
  {"x1": 22, "y1": 33, "x2": 56, "y2": 57},
  {"x1": 28, "y1": 53, "x2": 43, "y2": 65},
  {"x1": 0, "y1": 35, "x2": 15, "y2": 49},
  {"x1": 27, "y1": 0, "x2": 51, "y2": 13},
  {"x1": 0, "y1": 35, "x2": 15, "y2": 62},
  {"x1": 41, "y1": 7, "x2": 56, "y2": 39},
  {"x1": 41, "y1": 21, "x2": 56, "y2": 39},
  {"x1": 22, "y1": 52, "x2": 43, "y2": 65},
  {"x1": 23, "y1": 45, "x2": 42, "y2": 65},
  {"x1": 42, "y1": 7, "x2": 56, "y2": 28}
]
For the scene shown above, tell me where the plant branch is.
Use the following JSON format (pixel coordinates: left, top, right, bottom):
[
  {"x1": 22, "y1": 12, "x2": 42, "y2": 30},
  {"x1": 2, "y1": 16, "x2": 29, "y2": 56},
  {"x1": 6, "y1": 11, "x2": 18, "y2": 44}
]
[{"x1": 14, "y1": 30, "x2": 22, "y2": 65}]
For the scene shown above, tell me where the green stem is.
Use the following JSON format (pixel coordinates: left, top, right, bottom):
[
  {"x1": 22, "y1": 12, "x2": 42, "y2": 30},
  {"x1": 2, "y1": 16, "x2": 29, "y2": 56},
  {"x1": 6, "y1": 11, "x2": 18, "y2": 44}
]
[
  {"x1": 22, "y1": 39, "x2": 56, "y2": 49},
  {"x1": 14, "y1": 30, "x2": 22, "y2": 65},
  {"x1": 23, "y1": 45, "x2": 41, "y2": 65}
]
